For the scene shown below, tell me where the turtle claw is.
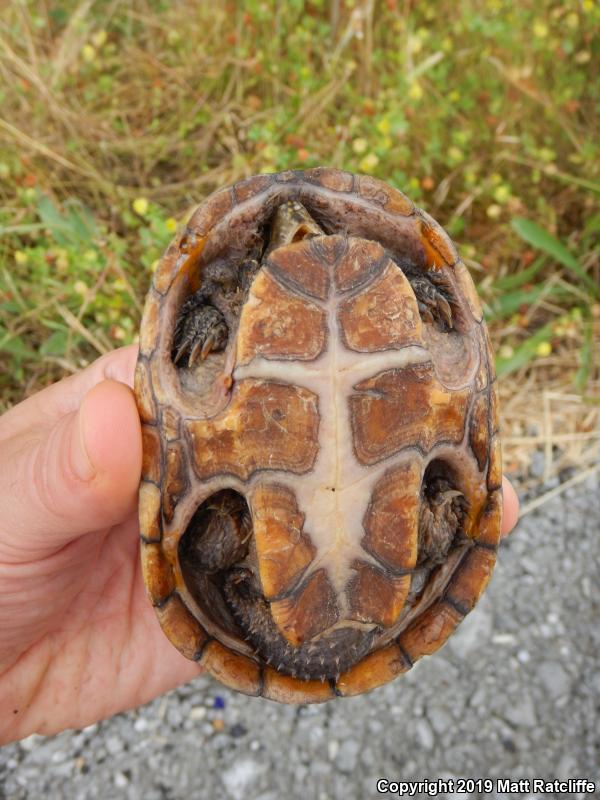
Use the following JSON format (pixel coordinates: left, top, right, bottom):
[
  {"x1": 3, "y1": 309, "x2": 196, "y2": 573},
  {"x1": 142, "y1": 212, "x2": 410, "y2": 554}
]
[
  {"x1": 409, "y1": 273, "x2": 454, "y2": 331},
  {"x1": 172, "y1": 297, "x2": 229, "y2": 368}
]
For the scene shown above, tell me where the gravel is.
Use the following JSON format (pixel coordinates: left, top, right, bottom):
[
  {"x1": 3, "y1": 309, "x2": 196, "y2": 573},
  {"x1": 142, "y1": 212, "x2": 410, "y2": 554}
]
[{"x1": 1, "y1": 475, "x2": 599, "y2": 800}]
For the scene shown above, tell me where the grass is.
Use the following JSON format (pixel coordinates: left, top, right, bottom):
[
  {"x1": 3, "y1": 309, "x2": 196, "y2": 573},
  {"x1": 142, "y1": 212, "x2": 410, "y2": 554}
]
[{"x1": 1, "y1": 0, "x2": 599, "y2": 483}]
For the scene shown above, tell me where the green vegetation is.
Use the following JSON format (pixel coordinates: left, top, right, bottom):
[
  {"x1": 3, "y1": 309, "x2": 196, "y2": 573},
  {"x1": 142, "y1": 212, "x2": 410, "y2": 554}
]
[{"x1": 1, "y1": 1, "x2": 598, "y2": 419}]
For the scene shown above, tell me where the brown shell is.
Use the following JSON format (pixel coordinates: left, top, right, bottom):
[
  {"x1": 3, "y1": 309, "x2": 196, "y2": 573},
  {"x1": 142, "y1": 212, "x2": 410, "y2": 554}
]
[{"x1": 136, "y1": 168, "x2": 502, "y2": 703}]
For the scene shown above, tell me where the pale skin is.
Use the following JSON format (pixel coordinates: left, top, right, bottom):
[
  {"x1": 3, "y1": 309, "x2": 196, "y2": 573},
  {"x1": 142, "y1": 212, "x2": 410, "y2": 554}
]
[{"x1": 0, "y1": 344, "x2": 520, "y2": 745}]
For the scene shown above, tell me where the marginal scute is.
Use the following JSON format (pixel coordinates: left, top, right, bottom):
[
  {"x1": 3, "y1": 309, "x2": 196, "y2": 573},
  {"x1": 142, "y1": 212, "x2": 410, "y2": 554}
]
[
  {"x1": 185, "y1": 380, "x2": 319, "y2": 481},
  {"x1": 339, "y1": 261, "x2": 423, "y2": 352},
  {"x1": 154, "y1": 241, "x2": 182, "y2": 296},
  {"x1": 418, "y1": 210, "x2": 458, "y2": 269},
  {"x1": 454, "y1": 260, "x2": 484, "y2": 322},
  {"x1": 251, "y1": 483, "x2": 315, "y2": 600},
  {"x1": 348, "y1": 564, "x2": 411, "y2": 627},
  {"x1": 141, "y1": 425, "x2": 162, "y2": 484},
  {"x1": 234, "y1": 173, "x2": 276, "y2": 204},
  {"x1": 262, "y1": 668, "x2": 334, "y2": 703},
  {"x1": 155, "y1": 593, "x2": 208, "y2": 660},
  {"x1": 139, "y1": 481, "x2": 162, "y2": 542},
  {"x1": 269, "y1": 569, "x2": 338, "y2": 646},
  {"x1": 187, "y1": 186, "x2": 234, "y2": 236},
  {"x1": 162, "y1": 441, "x2": 188, "y2": 524},
  {"x1": 469, "y1": 391, "x2": 490, "y2": 472},
  {"x1": 141, "y1": 542, "x2": 175, "y2": 605},
  {"x1": 336, "y1": 644, "x2": 411, "y2": 697},
  {"x1": 445, "y1": 546, "x2": 497, "y2": 613},
  {"x1": 138, "y1": 290, "x2": 161, "y2": 357},
  {"x1": 201, "y1": 641, "x2": 261, "y2": 695},
  {"x1": 356, "y1": 175, "x2": 413, "y2": 216},
  {"x1": 489, "y1": 379, "x2": 500, "y2": 434},
  {"x1": 236, "y1": 268, "x2": 327, "y2": 364},
  {"x1": 351, "y1": 363, "x2": 470, "y2": 464},
  {"x1": 305, "y1": 166, "x2": 354, "y2": 194},
  {"x1": 397, "y1": 600, "x2": 464, "y2": 663},
  {"x1": 475, "y1": 489, "x2": 503, "y2": 548},
  {"x1": 487, "y1": 434, "x2": 502, "y2": 491},
  {"x1": 362, "y1": 462, "x2": 420, "y2": 571},
  {"x1": 134, "y1": 361, "x2": 157, "y2": 425}
]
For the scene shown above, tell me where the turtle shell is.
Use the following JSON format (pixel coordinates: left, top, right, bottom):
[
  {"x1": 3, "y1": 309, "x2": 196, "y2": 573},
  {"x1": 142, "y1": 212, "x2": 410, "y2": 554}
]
[{"x1": 135, "y1": 168, "x2": 502, "y2": 704}]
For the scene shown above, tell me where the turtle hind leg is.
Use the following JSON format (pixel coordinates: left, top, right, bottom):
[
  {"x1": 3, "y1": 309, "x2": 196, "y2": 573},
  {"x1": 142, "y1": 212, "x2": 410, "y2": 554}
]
[
  {"x1": 417, "y1": 476, "x2": 467, "y2": 568},
  {"x1": 179, "y1": 490, "x2": 252, "y2": 574},
  {"x1": 172, "y1": 293, "x2": 229, "y2": 368}
]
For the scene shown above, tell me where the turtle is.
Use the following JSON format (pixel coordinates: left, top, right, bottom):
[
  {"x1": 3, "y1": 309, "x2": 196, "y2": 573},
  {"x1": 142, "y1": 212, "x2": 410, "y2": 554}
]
[{"x1": 135, "y1": 167, "x2": 502, "y2": 704}]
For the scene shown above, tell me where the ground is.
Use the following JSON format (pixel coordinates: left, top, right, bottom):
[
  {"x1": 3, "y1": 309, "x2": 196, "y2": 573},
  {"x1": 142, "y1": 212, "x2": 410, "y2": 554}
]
[{"x1": 1, "y1": 472, "x2": 598, "y2": 800}]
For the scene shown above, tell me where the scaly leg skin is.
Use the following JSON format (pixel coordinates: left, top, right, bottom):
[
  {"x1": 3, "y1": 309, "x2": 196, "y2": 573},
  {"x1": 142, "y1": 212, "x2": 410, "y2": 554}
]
[
  {"x1": 172, "y1": 257, "x2": 263, "y2": 368},
  {"x1": 400, "y1": 266, "x2": 454, "y2": 332},
  {"x1": 179, "y1": 491, "x2": 252, "y2": 574},
  {"x1": 172, "y1": 296, "x2": 228, "y2": 368},
  {"x1": 417, "y1": 477, "x2": 467, "y2": 568}
]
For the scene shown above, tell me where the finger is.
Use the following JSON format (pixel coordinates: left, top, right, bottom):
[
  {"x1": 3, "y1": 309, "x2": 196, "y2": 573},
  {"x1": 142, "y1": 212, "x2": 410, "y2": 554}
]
[
  {"x1": 501, "y1": 475, "x2": 520, "y2": 537},
  {"x1": 0, "y1": 345, "x2": 139, "y2": 442},
  {"x1": 0, "y1": 378, "x2": 142, "y2": 561}
]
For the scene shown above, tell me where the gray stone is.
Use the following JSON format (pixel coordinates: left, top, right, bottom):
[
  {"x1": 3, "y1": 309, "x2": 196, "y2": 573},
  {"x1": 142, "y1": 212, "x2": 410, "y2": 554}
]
[
  {"x1": 335, "y1": 739, "x2": 361, "y2": 773},
  {"x1": 530, "y1": 451, "x2": 546, "y2": 478},
  {"x1": 221, "y1": 758, "x2": 266, "y2": 797},
  {"x1": 427, "y1": 707, "x2": 453, "y2": 734},
  {"x1": 537, "y1": 660, "x2": 572, "y2": 699},
  {"x1": 448, "y1": 601, "x2": 493, "y2": 656},
  {"x1": 415, "y1": 718, "x2": 435, "y2": 750},
  {"x1": 501, "y1": 694, "x2": 538, "y2": 728}
]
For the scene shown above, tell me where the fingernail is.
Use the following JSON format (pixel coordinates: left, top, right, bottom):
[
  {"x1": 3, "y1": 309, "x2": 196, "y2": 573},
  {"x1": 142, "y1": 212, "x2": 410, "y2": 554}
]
[{"x1": 71, "y1": 399, "x2": 96, "y2": 482}]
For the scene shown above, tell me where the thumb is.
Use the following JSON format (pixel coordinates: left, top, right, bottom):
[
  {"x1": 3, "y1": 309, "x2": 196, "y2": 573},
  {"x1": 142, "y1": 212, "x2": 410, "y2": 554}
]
[{"x1": 0, "y1": 379, "x2": 142, "y2": 562}]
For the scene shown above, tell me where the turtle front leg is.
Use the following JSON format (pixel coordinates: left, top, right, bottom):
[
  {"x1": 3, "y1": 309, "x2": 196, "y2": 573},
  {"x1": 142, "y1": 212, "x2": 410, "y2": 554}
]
[
  {"x1": 172, "y1": 294, "x2": 229, "y2": 367},
  {"x1": 408, "y1": 273, "x2": 453, "y2": 330}
]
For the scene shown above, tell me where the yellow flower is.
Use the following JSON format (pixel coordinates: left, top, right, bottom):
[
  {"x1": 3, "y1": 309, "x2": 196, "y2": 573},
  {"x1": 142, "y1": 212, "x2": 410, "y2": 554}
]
[
  {"x1": 91, "y1": 30, "x2": 107, "y2": 48},
  {"x1": 376, "y1": 118, "x2": 391, "y2": 136},
  {"x1": 132, "y1": 197, "x2": 149, "y2": 216},
  {"x1": 493, "y1": 185, "x2": 511, "y2": 204},
  {"x1": 14, "y1": 250, "x2": 28, "y2": 266},
  {"x1": 408, "y1": 35, "x2": 423, "y2": 54},
  {"x1": 565, "y1": 12, "x2": 579, "y2": 29},
  {"x1": 408, "y1": 82, "x2": 423, "y2": 101},
  {"x1": 166, "y1": 217, "x2": 178, "y2": 233},
  {"x1": 74, "y1": 280, "x2": 88, "y2": 296},
  {"x1": 359, "y1": 153, "x2": 379, "y2": 173},
  {"x1": 536, "y1": 341, "x2": 552, "y2": 358},
  {"x1": 486, "y1": 204, "x2": 502, "y2": 219},
  {"x1": 352, "y1": 138, "x2": 368, "y2": 154},
  {"x1": 533, "y1": 20, "x2": 548, "y2": 38},
  {"x1": 81, "y1": 44, "x2": 96, "y2": 63}
]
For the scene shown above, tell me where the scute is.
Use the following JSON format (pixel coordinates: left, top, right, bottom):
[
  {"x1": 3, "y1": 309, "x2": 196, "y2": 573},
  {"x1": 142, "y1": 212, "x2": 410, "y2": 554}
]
[{"x1": 136, "y1": 167, "x2": 502, "y2": 704}]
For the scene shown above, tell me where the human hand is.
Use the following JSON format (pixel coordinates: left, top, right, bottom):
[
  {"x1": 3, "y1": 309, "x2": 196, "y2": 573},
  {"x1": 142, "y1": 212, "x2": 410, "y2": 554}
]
[
  {"x1": 0, "y1": 345, "x2": 519, "y2": 743},
  {"x1": 0, "y1": 346, "x2": 202, "y2": 744}
]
